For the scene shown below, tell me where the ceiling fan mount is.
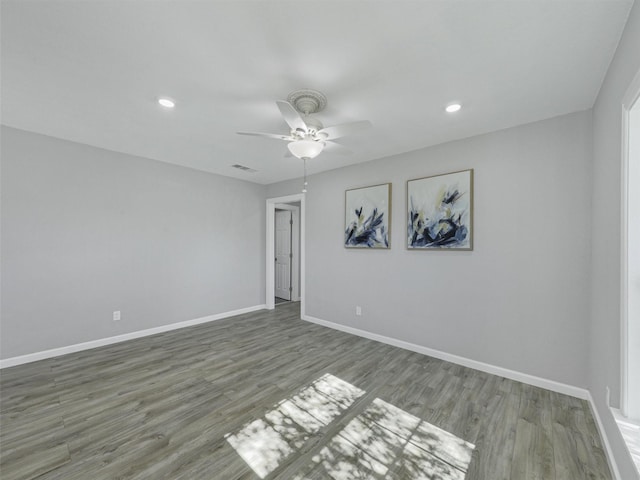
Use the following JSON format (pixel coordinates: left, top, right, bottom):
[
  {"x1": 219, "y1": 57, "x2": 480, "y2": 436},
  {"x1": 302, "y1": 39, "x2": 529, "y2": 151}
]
[{"x1": 287, "y1": 89, "x2": 327, "y2": 115}]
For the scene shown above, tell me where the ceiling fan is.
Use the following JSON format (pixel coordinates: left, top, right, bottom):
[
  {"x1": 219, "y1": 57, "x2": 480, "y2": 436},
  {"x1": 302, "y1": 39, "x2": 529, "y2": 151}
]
[{"x1": 237, "y1": 89, "x2": 372, "y2": 160}]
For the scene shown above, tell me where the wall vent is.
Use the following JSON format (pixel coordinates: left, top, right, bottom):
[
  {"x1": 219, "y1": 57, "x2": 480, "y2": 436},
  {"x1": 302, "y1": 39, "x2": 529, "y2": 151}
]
[{"x1": 231, "y1": 164, "x2": 257, "y2": 173}]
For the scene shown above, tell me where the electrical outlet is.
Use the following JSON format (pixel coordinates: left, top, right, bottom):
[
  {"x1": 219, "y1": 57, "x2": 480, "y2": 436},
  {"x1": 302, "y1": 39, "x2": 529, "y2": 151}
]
[
  {"x1": 113, "y1": 311, "x2": 121, "y2": 321},
  {"x1": 356, "y1": 306, "x2": 362, "y2": 316}
]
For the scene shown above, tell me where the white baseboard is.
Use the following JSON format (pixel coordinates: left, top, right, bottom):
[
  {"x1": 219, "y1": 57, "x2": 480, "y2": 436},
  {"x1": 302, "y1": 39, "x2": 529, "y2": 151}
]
[
  {"x1": 0, "y1": 304, "x2": 266, "y2": 369},
  {"x1": 302, "y1": 313, "x2": 589, "y2": 400},
  {"x1": 587, "y1": 393, "x2": 623, "y2": 480}
]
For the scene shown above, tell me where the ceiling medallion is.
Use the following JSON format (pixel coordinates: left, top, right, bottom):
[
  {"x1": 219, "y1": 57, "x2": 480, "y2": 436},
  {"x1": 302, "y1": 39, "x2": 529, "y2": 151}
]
[{"x1": 287, "y1": 89, "x2": 328, "y2": 115}]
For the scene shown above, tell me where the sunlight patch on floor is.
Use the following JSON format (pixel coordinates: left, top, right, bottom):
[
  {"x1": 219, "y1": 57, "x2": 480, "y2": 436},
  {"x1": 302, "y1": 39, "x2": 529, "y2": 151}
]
[
  {"x1": 225, "y1": 373, "x2": 365, "y2": 478},
  {"x1": 304, "y1": 398, "x2": 474, "y2": 479},
  {"x1": 226, "y1": 373, "x2": 474, "y2": 479}
]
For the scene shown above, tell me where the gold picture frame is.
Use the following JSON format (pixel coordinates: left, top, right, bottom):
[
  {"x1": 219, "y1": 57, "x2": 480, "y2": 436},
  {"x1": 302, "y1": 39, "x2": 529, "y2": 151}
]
[{"x1": 407, "y1": 169, "x2": 473, "y2": 250}]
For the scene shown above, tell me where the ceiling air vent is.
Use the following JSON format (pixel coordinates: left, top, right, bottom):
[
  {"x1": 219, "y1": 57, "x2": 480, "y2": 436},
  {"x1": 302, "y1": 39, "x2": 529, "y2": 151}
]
[{"x1": 231, "y1": 164, "x2": 257, "y2": 173}]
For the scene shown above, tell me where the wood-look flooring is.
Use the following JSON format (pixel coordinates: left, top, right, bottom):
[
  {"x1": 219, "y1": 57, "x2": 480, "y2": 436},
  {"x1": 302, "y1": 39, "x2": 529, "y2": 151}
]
[{"x1": 1, "y1": 303, "x2": 611, "y2": 479}]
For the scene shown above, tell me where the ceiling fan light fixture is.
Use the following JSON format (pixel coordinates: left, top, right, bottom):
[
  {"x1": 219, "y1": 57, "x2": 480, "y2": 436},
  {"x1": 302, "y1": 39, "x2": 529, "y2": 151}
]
[
  {"x1": 288, "y1": 139, "x2": 324, "y2": 159},
  {"x1": 158, "y1": 97, "x2": 175, "y2": 108},
  {"x1": 446, "y1": 103, "x2": 462, "y2": 113}
]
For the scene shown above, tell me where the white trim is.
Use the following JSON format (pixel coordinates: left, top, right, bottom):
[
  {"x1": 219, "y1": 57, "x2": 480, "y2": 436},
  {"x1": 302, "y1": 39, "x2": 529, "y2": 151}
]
[
  {"x1": 266, "y1": 202, "x2": 275, "y2": 310},
  {"x1": 302, "y1": 313, "x2": 589, "y2": 400},
  {"x1": 611, "y1": 406, "x2": 640, "y2": 477},
  {"x1": 274, "y1": 204, "x2": 298, "y2": 211},
  {"x1": 621, "y1": 67, "x2": 640, "y2": 417},
  {"x1": 0, "y1": 304, "x2": 266, "y2": 369},
  {"x1": 291, "y1": 208, "x2": 301, "y2": 301},
  {"x1": 266, "y1": 194, "x2": 305, "y2": 316},
  {"x1": 300, "y1": 196, "x2": 306, "y2": 315},
  {"x1": 586, "y1": 393, "x2": 623, "y2": 480},
  {"x1": 622, "y1": 98, "x2": 629, "y2": 415}
]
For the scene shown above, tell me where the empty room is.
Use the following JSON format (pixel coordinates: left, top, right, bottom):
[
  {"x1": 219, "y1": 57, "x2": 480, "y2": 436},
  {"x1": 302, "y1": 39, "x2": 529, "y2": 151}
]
[{"x1": 1, "y1": 1, "x2": 640, "y2": 479}]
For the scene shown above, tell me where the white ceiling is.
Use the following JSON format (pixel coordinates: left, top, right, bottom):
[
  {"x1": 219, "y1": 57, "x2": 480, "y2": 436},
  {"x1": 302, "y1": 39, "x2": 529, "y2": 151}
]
[{"x1": 1, "y1": 0, "x2": 633, "y2": 184}]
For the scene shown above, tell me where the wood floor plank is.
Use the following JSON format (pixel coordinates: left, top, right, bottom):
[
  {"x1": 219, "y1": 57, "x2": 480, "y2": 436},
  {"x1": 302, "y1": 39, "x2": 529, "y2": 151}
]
[
  {"x1": 0, "y1": 303, "x2": 612, "y2": 479},
  {"x1": 464, "y1": 392, "x2": 520, "y2": 480},
  {"x1": 0, "y1": 442, "x2": 70, "y2": 480},
  {"x1": 509, "y1": 386, "x2": 555, "y2": 479}
]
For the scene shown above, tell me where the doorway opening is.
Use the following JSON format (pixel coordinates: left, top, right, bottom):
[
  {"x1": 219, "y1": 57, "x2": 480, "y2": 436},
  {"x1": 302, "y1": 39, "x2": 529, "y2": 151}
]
[
  {"x1": 274, "y1": 204, "x2": 300, "y2": 305},
  {"x1": 266, "y1": 194, "x2": 305, "y2": 314}
]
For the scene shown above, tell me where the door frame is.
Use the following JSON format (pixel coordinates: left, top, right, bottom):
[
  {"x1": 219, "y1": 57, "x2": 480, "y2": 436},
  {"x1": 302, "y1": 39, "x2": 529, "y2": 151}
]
[
  {"x1": 620, "y1": 66, "x2": 640, "y2": 417},
  {"x1": 266, "y1": 194, "x2": 305, "y2": 314}
]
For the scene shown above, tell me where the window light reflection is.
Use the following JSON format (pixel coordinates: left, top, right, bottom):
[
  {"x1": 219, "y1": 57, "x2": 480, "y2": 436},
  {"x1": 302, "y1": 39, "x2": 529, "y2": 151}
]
[
  {"x1": 225, "y1": 373, "x2": 365, "y2": 478},
  {"x1": 226, "y1": 373, "x2": 474, "y2": 479},
  {"x1": 306, "y1": 398, "x2": 473, "y2": 479}
]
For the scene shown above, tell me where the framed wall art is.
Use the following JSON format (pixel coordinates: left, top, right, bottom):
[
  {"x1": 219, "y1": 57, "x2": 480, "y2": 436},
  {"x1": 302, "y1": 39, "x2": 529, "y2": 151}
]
[
  {"x1": 407, "y1": 169, "x2": 473, "y2": 250},
  {"x1": 345, "y1": 183, "x2": 391, "y2": 249}
]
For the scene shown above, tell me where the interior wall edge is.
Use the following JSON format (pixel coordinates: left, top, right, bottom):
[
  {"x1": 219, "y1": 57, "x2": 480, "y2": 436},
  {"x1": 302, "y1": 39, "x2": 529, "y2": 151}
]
[{"x1": 0, "y1": 304, "x2": 267, "y2": 369}]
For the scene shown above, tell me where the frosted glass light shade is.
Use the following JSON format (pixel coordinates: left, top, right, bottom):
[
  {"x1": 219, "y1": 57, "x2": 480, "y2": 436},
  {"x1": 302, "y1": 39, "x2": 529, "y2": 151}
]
[
  {"x1": 287, "y1": 139, "x2": 324, "y2": 159},
  {"x1": 158, "y1": 97, "x2": 175, "y2": 108}
]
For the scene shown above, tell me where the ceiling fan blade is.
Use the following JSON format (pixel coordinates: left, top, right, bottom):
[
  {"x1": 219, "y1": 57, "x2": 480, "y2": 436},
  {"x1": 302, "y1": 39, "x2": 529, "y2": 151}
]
[
  {"x1": 324, "y1": 141, "x2": 353, "y2": 155},
  {"x1": 276, "y1": 100, "x2": 308, "y2": 132},
  {"x1": 317, "y1": 120, "x2": 372, "y2": 140},
  {"x1": 236, "y1": 131, "x2": 293, "y2": 141}
]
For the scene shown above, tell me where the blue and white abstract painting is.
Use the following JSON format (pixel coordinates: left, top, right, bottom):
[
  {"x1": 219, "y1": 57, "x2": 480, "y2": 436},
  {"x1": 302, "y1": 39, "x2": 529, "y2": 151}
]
[
  {"x1": 407, "y1": 169, "x2": 473, "y2": 250},
  {"x1": 345, "y1": 183, "x2": 391, "y2": 248}
]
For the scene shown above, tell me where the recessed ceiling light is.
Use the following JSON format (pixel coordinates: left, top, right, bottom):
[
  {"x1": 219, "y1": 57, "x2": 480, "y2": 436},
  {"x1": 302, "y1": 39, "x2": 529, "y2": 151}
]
[
  {"x1": 158, "y1": 97, "x2": 175, "y2": 108},
  {"x1": 446, "y1": 103, "x2": 462, "y2": 113}
]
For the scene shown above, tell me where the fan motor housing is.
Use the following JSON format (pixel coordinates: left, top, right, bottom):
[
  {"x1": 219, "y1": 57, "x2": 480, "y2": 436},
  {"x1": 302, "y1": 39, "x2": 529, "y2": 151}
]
[{"x1": 302, "y1": 116, "x2": 323, "y2": 132}]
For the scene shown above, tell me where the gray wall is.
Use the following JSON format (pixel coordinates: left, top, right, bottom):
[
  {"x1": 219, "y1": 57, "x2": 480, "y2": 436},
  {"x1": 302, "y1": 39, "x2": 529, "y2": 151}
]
[
  {"x1": 268, "y1": 110, "x2": 592, "y2": 389},
  {"x1": 1, "y1": 126, "x2": 266, "y2": 359},
  {"x1": 591, "y1": 0, "x2": 640, "y2": 477}
]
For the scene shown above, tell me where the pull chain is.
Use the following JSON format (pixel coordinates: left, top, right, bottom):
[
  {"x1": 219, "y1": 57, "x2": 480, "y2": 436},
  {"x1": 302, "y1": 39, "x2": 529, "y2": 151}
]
[{"x1": 302, "y1": 158, "x2": 308, "y2": 193}]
